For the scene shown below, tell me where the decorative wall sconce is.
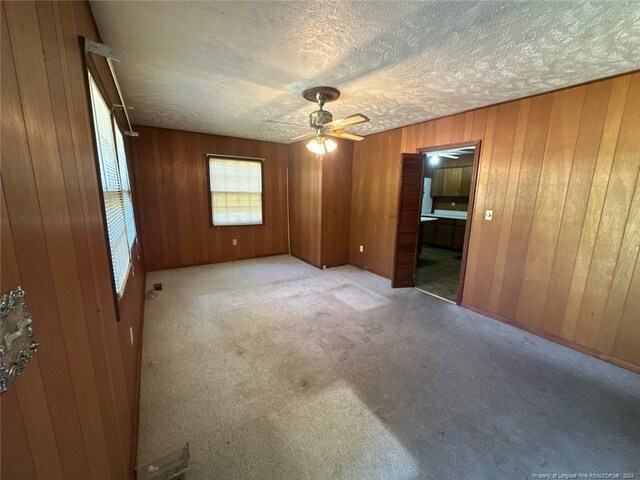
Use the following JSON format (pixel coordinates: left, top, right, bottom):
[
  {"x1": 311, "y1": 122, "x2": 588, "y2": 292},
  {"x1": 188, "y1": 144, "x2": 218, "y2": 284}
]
[{"x1": 1, "y1": 287, "x2": 38, "y2": 393}]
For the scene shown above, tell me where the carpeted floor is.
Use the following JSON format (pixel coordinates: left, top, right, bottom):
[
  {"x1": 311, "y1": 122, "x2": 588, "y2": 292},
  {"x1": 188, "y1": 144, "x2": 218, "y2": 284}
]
[{"x1": 137, "y1": 255, "x2": 640, "y2": 479}]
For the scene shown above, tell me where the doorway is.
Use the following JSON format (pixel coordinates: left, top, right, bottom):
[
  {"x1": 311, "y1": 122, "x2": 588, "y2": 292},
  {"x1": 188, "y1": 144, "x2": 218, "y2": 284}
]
[{"x1": 392, "y1": 141, "x2": 481, "y2": 304}]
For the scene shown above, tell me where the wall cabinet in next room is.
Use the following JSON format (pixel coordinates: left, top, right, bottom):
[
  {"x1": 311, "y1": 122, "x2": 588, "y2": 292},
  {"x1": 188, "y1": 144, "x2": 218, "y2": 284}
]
[
  {"x1": 429, "y1": 165, "x2": 472, "y2": 197},
  {"x1": 443, "y1": 168, "x2": 463, "y2": 196}
]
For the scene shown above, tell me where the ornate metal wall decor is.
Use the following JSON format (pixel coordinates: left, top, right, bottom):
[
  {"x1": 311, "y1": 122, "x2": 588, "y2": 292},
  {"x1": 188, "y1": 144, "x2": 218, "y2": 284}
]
[{"x1": 1, "y1": 287, "x2": 38, "y2": 393}]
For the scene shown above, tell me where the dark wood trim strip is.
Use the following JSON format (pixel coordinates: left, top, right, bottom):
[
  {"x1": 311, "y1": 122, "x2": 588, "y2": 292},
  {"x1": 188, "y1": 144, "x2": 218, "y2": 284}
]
[{"x1": 461, "y1": 302, "x2": 640, "y2": 375}]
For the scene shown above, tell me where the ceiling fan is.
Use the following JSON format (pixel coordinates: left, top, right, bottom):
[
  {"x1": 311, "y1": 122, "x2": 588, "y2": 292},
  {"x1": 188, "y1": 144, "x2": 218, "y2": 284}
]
[
  {"x1": 268, "y1": 86, "x2": 369, "y2": 154},
  {"x1": 426, "y1": 146, "x2": 476, "y2": 166}
]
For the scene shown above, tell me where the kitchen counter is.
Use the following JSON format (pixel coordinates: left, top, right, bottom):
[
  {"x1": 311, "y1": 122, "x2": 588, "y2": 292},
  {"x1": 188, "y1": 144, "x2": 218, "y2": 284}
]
[{"x1": 422, "y1": 211, "x2": 467, "y2": 221}]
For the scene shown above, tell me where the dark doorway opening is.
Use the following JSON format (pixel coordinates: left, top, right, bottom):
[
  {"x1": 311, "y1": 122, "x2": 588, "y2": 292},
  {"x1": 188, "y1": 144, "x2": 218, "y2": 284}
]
[{"x1": 392, "y1": 141, "x2": 481, "y2": 304}]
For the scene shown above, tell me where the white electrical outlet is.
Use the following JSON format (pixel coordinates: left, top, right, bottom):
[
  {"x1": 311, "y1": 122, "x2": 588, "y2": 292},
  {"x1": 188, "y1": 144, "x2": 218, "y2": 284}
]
[
  {"x1": 359, "y1": 245, "x2": 364, "y2": 252},
  {"x1": 232, "y1": 239, "x2": 237, "y2": 246},
  {"x1": 485, "y1": 210, "x2": 493, "y2": 221},
  {"x1": 129, "y1": 326, "x2": 134, "y2": 346}
]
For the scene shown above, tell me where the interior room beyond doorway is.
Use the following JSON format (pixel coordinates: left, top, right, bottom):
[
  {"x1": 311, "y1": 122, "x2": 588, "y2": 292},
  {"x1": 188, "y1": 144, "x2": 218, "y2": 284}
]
[{"x1": 416, "y1": 145, "x2": 477, "y2": 302}]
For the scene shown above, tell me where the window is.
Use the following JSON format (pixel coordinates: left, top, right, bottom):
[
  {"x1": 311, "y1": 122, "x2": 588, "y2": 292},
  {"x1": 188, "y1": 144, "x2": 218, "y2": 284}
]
[
  {"x1": 208, "y1": 156, "x2": 263, "y2": 226},
  {"x1": 88, "y1": 71, "x2": 137, "y2": 295}
]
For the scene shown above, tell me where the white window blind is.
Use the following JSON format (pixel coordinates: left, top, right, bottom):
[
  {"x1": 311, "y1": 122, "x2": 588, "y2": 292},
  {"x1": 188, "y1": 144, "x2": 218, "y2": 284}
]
[
  {"x1": 88, "y1": 72, "x2": 136, "y2": 295},
  {"x1": 209, "y1": 157, "x2": 263, "y2": 226},
  {"x1": 113, "y1": 116, "x2": 137, "y2": 250}
]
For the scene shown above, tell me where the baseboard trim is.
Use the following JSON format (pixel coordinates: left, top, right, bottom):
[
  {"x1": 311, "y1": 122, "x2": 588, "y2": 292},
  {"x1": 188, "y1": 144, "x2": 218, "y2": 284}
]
[
  {"x1": 146, "y1": 251, "x2": 291, "y2": 272},
  {"x1": 461, "y1": 303, "x2": 640, "y2": 375},
  {"x1": 129, "y1": 268, "x2": 147, "y2": 479}
]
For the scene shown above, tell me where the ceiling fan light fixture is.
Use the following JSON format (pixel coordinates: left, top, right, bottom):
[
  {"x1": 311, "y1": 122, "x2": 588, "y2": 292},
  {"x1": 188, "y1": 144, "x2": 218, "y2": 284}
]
[
  {"x1": 428, "y1": 153, "x2": 441, "y2": 166},
  {"x1": 306, "y1": 136, "x2": 337, "y2": 155}
]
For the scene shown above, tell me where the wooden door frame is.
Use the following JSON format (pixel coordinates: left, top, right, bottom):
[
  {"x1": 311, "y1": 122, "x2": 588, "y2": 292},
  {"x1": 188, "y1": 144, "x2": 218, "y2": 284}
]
[{"x1": 413, "y1": 140, "x2": 482, "y2": 304}]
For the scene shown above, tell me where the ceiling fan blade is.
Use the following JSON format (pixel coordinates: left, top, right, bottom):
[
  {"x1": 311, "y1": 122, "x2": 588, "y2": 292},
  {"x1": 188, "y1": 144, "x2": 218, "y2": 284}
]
[
  {"x1": 289, "y1": 132, "x2": 316, "y2": 142},
  {"x1": 439, "y1": 154, "x2": 459, "y2": 159},
  {"x1": 328, "y1": 130, "x2": 365, "y2": 142},
  {"x1": 325, "y1": 113, "x2": 369, "y2": 129},
  {"x1": 266, "y1": 119, "x2": 307, "y2": 128}
]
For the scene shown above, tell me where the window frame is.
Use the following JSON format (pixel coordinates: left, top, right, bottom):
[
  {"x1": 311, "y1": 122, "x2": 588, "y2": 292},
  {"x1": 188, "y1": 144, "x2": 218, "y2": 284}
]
[
  {"x1": 112, "y1": 114, "x2": 137, "y2": 254},
  {"x1": 83, "y1": 54, "x2": 137, "y2": 313},
  {"x1": 206, "y1": 154, "x2": 266, "y2": 228}
]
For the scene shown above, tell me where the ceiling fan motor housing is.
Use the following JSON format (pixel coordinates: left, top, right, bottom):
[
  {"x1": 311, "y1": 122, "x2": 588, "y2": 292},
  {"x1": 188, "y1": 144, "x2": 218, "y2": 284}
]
[{"x1": 309, "y1": 109, "x2": 333, "y2": 128}]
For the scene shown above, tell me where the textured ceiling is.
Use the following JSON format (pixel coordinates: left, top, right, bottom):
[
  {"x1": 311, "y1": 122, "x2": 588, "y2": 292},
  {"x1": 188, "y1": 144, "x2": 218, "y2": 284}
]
[{"x1": 90, "y1": 1, "x2": 640, "y2": 144}]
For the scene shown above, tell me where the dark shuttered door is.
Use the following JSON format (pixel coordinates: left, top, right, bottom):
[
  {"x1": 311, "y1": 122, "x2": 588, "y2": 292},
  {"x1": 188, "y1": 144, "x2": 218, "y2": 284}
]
[{"x1": 392, "y1": 153, "x2": 425, "y2": 288}]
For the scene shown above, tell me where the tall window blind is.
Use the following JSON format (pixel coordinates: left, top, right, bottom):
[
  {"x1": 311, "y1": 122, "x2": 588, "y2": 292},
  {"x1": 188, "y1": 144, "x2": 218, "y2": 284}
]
[
  {"x1": 114, "y1": 117, "x2": 137, "y2": 250},
  {"x1": 208, "y1": 157, "x2": 263, "y2": 226},
  {"x1": 88, "y1": 71, "x2": 136, "y2": 295}
]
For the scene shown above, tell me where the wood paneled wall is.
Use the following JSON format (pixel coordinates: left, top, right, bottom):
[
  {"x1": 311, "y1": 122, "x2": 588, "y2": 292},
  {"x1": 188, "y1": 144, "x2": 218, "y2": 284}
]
[
  {"x1": 130, "y1": 126, "x2": 289, "y2": 271},
  {"x1": 1, "y1": 1, "x2": 146, "y2": 479},
  {"x1": 350, "y1": 129, "x2": 403, "y2": 276},
  {"x1": 288, "y1": 142, "x2": 323, "y2": 267},
  {"x1": 288, "y1": 139, "x2": 353, "y2": 268},
  {"x1": 350, "y1": 72, "x2": 640, "y2": 369}
]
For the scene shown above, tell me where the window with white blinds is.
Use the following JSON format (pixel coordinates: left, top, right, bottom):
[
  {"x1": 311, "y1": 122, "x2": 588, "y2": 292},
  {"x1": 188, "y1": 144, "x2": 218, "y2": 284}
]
[
  {"x1": 88, "y1": 71, "x2": 137, "y2": 296},
  {"x1": 114, "y1": 116, "x2": 136, "y2": 250},
  {"x1": 208, "y1": 157, "x2": 263, "y2": 226}
]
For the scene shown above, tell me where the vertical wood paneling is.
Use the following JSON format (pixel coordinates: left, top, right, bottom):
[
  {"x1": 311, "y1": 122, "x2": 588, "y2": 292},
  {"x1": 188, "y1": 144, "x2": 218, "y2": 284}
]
[
  {"x1": 465, "y1": 103, "x2": 520, "y2": 311},
  {"x1": 1, "y1": 389, "x2": 36, "y2": 480},
  {"x1": 2, "y1": 1, "x2": 146, "y2": 477},
  {"x1": 515, "y1": 88, "x2": 586, "y2": 328},
  {"x1": 288, "y1": 138, "x2": 353, "y2": 269},
  {"x1": 349, "y1": 71, "x2": 640, "y2": 369},
  {"x1": 159, "y1": 131, "x2": 182, "y2": 268},
  {"x1": 1, "y1": 7, "x2": 91, "y2": 475},
  {"x1": 541, "y1": 81, "x2": 612, "y2": 335},
  {"x1": 68, "y1": 2, "x2": 140, "y2": 470},
  {"x1": 574, "y1": 74, "x2": 640, "y2": 348},
  {"x1": 435, "y1": 115, "x2": 453, "y2": 145},
  {"x1": 461, "y1": 106, "x2": 497, "y2": 306},
  {"x1": 450, "y1": 113, "x2": 467, "y2": 144},
  {"x1": 6, "y1": 3, "x2": 113, "y2": 475},
  {"x1": 2, "y1": 180, "x2": 64, "y2": 479},
  {"x1": 612, "y1": 252, "x2": 640, "y2": 366},
  {"x1": 288, "y1": 141, "x2": 323, "y2": 267},
  {"x1": 349, "y1": 129, "x2": 402, "y2": 277},
  {"x1": 320, "y1": 140, "x2": 354, "y2": 267},
  {"x1": 131, "y1": 126, "x2": 289, "y2": 271},
  {"x1": 171, "y1": 131, "x2": 194, "y2": 266},
  {"x1": 600, "y1": 182, "x2": 640, "y2": 355},
  {"x1": 187, "y1": 134, "x2": 205, "y2": 265},
  {"x1": 496, "y1": 95, "x2": 553, "y2": 319},
  {"x1": 487, "y1": 99, "x2": 531, "y2": 312}
]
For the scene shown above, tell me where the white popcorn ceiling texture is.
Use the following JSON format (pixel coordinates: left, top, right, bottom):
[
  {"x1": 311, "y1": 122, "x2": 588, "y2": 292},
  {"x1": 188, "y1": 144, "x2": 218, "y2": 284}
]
[{"x1": 90, "y1": 1, "x2": 640, "y2": 144}]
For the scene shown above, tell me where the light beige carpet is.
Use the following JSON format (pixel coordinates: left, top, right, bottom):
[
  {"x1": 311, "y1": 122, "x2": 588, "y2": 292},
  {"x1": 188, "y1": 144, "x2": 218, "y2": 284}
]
[{"x1": 137, "y1": 255, "x2": 640, "y2": 479}]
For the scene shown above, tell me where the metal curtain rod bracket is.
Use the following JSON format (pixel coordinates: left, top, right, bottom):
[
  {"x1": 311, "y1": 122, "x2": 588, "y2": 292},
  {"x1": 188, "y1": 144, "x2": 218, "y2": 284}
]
[{"x1": 84, "y1": 38, "x2": 138, "y2": 137}]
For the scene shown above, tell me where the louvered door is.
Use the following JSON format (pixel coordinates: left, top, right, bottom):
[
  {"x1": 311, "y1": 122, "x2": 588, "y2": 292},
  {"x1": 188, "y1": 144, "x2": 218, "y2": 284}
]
[{"x1": 392, "y1": 154, "x2": 425, "y2": 288}]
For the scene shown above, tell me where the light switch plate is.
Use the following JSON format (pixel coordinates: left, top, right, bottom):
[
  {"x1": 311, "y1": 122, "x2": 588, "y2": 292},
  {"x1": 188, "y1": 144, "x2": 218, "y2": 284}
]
[
  {"x1": 485, "y1": 210, "x2": 493, "y2": 221},
  {"x1": 359, "y1": 245, "x2": 364, "y2": 252},
  {"x1": 232, "y1": 239, "x2": 237, "y2": 246}
]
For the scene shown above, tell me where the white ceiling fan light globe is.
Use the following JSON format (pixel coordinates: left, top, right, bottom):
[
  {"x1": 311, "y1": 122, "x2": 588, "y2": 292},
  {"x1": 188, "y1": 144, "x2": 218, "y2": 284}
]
[
  {"x1": 306, "y1": 136, "x2": 337, "y2": 155},
  {"x1": 306, "y1": 138, "x2": 324, "y2": 154},
  {"x1": 325, "y1": 138, "x2": 337, "y2": 153}
]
